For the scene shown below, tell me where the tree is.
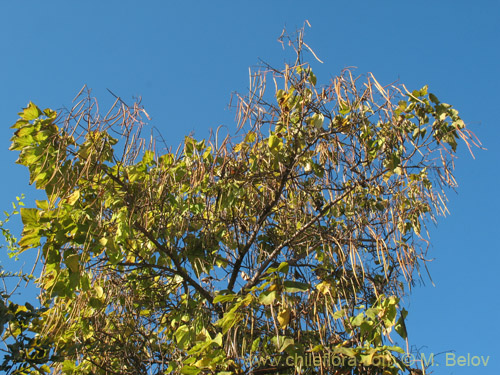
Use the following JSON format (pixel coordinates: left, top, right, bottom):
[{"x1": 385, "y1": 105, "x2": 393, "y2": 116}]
[{"x1": 3, "y1": 29, "x2": 477, "y2": 374}]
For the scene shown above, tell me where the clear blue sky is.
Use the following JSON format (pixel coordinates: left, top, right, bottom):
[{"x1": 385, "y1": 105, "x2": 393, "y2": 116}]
[{"x1": 1, "y1": 1, "x2": 499, "y2": 373}]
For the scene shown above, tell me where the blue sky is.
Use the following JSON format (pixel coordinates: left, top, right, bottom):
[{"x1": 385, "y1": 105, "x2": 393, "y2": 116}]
[{"x1": 1, "y1": 1, "x2": 499, "y2": 373}]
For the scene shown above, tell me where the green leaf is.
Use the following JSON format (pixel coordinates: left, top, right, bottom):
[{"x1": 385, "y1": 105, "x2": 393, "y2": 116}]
[
  {"x1": 278, "y1": 336, "x2": 294, "y2": 352},
  {"x1": 14, "y1": 125, "x2": 36, "y2": 137},
  {"x1": 266, "y1": 261, "x2": 289, "y2": 274},
  {"x1": 62, "y1": 359, "x2": 76, "y2": 373},
  {"x1": 65, "y1": 253, "x2": 80, "y2": 273},
  {"x1": 216, "y1": 311, "x2": 241, "y2": 334},
  {"x1": 283, "y1": 281, "x2": 310, "y2": 293},
  {"x1": 18, "y1": 231, "x2": 41, "y2": 250},
  {"x1": 175, "y1": 325, "x2": 191, "y2": 348},
  {"x1": 258, "y1": 290, "x2": 276, "y2": 305},
  {"x1": 395, "y1": 309, "x2": 408, "y2": 339},
  {"x1": 308, "y1": 113, "x2": 324, "y2": 129},
  {"x1": 351, "y1": 312, "x2": 365, "y2": 326},
  {"x1": 43, "y1": 107, "x2": 58, "y2": 118},
  {"x1": 429, "y1": 93, "x2": 439, "y2": 104},
  {"x1": 365, "y1": 307, "x2": 379, "y2": 320},
  {"x1": 20, "y1": 208, "x2": 39, "y2": 225},
  {"x1": 142, "y1": 150, "x2": 155, "y2": 165},
  {"x1": 19, "y1": 102, "x2": 42, "y2": 121},
  {"x1": 268, "y1": 134, "x2": 281, "y2": 150},
  {"x1": 213, "y1": 333, "x2": 223, "y2": 347},
  {"x1": 339, "y1": 102, "x2": 351, "y2": 115},
  {"x1": 80, "y1": 273, "x2": 91, "y2": 292},
  {"x1": 180, "y1": 365, "x2": 201, "y2": 375},
  {"x1": 213, "y1": 293, "x2": 237, "y2": 304},
  {"x1": 309, "y1": 71, "x2": 317, "y2": 86},
  {"x1": 332, "y1": 309, "x2": 345, "y2": 319},
  {"x1": 251, "y1": 337, "x2": 261, "y2": 352},
  {"x1": 184, "y1": 137, "x2": 195, "y2": 156},
  {"x1": 332, "y1": 347, "x2": 356, "y2": 357},
  {"x1": 35, "y1": 200, "x2": 49, "y2": 210}
]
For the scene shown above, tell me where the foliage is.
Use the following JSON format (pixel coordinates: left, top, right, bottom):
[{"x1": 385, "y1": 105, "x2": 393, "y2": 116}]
[
  {"x1": 0, "y1": 199, "x2": 54, "y2": 374},
  {"x1": 3, "y1": 30, "x2": 477, "y2": 374}
]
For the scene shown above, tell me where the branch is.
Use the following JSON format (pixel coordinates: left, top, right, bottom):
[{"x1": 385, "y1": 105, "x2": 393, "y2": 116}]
[
  {"x1": 242, "y1": 185, "x2": 357, "y2": 291},
  {"x1": 227, "y1": 161, "x2": 294, "y2": 291},
  {"x1": 133, "y1": 223, "x2": 215, "y2": 304},
  {"x1": 105, "y1": 171, "x2": 215, "y2": 306}
]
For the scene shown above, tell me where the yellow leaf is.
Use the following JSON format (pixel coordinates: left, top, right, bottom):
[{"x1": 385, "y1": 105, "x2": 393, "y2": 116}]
[
  {"x1": 66, "y1": 190, "x2": 80, "y2": 205},
  {"x1": 123, "y1": 326, "x2": 133, "y2": 336},
  {"x1": 316, "y1": 281, "x2": 331, "y2": 294},
  {"x1": 95, "y1": 285, "x2": 104, "y2": 299},
  {"x1": 125, "y1": 254, "x2": 136, "y2": 263},
  {"x1": 194, "y1": 357, "x2": 212, "y2": 368},
  {"x1": 311, "y1": 345, "x2": 324, "y2": 352},
  {"x1": 278, "y1": 306, "x2": 291, "y2": 328}
]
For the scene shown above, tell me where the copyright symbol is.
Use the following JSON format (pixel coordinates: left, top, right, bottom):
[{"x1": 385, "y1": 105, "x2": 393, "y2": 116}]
[{"x1": 402, "y1": 353, "x2": 414, "y2": 366}]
